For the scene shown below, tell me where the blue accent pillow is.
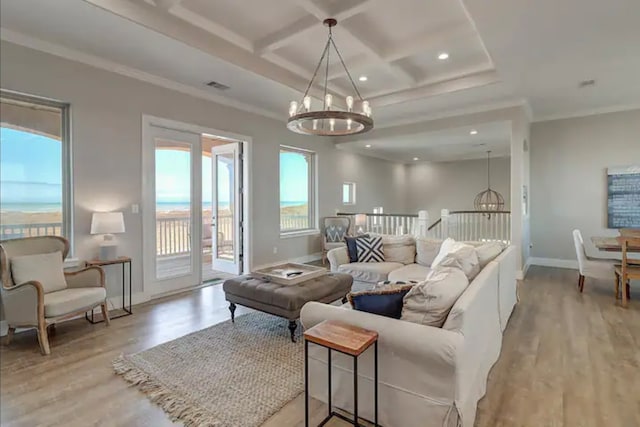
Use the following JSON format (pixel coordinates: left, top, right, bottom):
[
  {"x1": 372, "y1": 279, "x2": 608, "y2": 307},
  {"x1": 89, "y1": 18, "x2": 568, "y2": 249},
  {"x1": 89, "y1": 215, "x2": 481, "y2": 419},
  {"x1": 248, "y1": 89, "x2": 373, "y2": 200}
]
[
  {"x1": 345, "y1": 234, "x2": 370, "y2": 263},
  {"x1": 347, "y1": 285, "x2": 414, "y2": 319}
]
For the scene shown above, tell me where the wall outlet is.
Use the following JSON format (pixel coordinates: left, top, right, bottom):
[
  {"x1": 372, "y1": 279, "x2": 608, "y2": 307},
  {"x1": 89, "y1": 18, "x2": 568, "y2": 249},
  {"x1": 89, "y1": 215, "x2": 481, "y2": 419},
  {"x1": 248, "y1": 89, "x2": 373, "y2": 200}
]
[
  {"x1": 273, "y1": 246, "x2": 278, "y2": 254},
  {"x1": 131, "y1": 204, "x2": 140, "y2": 214}
]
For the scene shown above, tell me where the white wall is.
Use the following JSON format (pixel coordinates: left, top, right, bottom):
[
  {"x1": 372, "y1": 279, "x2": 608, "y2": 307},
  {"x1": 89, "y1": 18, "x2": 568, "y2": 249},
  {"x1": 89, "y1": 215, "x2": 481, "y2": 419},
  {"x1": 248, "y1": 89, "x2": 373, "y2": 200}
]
[
  {"x1": 0, "y1": 41, "x2": 406, "y2": 297},
  {"x1": 404, "y1": 157, "x2": 511, "y2": 223},
  {"x1": 530, "y1": 109, "x2": 640, "y2": 262}
]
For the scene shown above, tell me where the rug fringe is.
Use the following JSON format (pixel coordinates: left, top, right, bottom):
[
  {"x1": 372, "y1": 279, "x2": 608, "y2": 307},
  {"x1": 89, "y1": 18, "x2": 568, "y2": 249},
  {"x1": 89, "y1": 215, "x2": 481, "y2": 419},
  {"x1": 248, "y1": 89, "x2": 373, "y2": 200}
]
[{"x1": 113, "y1": 355, "x2": 223, "y2": 427}]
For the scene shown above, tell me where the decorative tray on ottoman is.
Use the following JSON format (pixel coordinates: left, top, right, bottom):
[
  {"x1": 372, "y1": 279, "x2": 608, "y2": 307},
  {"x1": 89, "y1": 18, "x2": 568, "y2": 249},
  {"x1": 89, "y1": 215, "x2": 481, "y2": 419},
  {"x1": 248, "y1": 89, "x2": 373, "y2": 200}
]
[{"x1": 253, "y1": 263, "x2": 326, "y2": 285}]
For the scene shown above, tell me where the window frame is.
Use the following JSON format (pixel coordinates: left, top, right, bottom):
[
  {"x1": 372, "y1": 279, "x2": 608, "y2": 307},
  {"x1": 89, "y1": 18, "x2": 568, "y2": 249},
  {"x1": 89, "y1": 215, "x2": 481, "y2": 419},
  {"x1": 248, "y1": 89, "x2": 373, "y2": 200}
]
[
  {"x1": 342, "y1": 182, "x2": 356, "y2": 205},
  {"x1": 0, "y1": 89, "x2": 73, "y2": 253},
  {"x1": 279, "y1": 145, "x2": 318, "y2": 237}
]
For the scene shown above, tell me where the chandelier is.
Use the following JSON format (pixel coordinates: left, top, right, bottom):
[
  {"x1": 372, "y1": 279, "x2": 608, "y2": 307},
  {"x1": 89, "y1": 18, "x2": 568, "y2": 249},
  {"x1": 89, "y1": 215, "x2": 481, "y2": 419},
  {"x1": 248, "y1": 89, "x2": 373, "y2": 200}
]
[
  {"x1": 287, "y1": 18, "x2": 373, "y2": 136},
  {"x1": 474, "y1": 150, "x2": 505, "y2": 213}
]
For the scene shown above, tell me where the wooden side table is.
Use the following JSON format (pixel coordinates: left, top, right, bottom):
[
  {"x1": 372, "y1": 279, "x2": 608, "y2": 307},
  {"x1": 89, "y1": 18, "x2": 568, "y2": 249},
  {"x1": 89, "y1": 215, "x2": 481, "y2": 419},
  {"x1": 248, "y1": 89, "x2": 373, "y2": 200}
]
[
  {"x1": 85, "y1": 256, "x2": 132, "y2": 323},
  {"x1": 304, "y1": 320, "x2": 379, "y2": 427}
]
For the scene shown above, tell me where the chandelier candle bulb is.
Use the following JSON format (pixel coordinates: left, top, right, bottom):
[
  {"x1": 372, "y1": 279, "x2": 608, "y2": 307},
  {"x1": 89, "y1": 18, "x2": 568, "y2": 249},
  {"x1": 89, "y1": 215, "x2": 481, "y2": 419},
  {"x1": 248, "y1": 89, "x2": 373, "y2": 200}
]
[
  {"x1": 329, "y1": 118, "x2": 335, "y2": 132},
  {"x1": 289, "y1": 101, "x2": 298, "y2": 117},
  {"x1": 346, "y1": 95, "x2": 354, "y2": 111},
  {"x1": 312, "y1": 119, "x2": 318, "y2": 130},
  {"x1": 325, "y1": 94, "x2": 333, "y2": 110},
  {"x1": 347, "y1": 118, "x2": 352, "y2": 130},
  {"x1": 303, "y1": 96, "x2": 311, "y2": 112},
  {"x1": 362, "y1": 101, "x2": 371, "y2": 117}
]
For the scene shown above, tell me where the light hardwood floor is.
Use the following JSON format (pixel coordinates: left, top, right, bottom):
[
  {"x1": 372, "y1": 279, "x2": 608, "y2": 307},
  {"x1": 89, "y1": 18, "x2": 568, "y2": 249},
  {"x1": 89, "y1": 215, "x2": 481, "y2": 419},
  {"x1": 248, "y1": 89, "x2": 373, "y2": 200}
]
[{"x1": 1, "y1": 267, "x2": 639, "y2": 427}]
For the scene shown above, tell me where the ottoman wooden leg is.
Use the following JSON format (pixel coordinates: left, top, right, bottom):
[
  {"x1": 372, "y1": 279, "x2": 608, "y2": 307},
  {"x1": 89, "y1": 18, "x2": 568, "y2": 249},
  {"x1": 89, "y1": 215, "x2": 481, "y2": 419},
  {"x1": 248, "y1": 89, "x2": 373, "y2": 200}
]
[
  {"x1": 229, "y1": 302, "x2": 236, "y2": 323},
  {"x1": 288, "y1": 320, "x2": 297, "y2": 343}
]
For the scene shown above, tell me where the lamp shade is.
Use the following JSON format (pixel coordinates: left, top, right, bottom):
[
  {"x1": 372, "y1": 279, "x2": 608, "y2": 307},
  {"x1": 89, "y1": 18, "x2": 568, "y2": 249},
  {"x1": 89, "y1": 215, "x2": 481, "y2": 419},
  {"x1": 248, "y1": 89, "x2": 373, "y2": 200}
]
[
  {"x1": 355, "y1": 214, "x2": 367, "y2": 227},
  {"x1": 91, "y1": 212, "x2": 125, "y2": 235}
]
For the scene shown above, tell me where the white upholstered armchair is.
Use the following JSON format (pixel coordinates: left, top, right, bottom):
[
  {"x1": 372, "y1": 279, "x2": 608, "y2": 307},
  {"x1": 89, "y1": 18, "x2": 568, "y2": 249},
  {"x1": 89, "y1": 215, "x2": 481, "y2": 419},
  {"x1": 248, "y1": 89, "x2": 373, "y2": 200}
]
[{"x1": 0, "y1": 236, "x2": 109, "y2": 355}]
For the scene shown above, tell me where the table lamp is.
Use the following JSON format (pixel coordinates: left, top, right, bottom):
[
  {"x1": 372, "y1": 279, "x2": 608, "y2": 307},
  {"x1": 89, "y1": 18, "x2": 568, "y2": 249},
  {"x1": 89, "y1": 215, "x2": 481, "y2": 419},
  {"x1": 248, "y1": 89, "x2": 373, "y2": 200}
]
[
  {"x1": 91, "y1": 212, "x2": 125, "y2": 260},
  {"x1": 355, "y1": 214, "x2": 367, "y2": 235}
]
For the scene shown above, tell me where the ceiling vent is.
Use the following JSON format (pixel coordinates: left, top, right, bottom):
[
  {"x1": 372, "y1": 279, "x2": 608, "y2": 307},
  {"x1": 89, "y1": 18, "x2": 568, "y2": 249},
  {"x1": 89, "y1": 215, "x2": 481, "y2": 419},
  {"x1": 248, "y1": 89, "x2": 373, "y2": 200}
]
[
  {"x1": 206, "y1": 81, "x2": 230, "y2": 90},
  {"x1": 578, "y1": 79, "x2": 596, "y2": 88}
]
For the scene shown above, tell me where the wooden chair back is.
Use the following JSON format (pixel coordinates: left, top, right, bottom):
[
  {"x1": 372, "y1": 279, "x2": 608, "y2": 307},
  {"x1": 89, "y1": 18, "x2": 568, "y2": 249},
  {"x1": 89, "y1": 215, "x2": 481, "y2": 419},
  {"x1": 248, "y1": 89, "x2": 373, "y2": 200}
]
[{"x1": 616, "y1": 235, "x2": 640, "y2": 279}]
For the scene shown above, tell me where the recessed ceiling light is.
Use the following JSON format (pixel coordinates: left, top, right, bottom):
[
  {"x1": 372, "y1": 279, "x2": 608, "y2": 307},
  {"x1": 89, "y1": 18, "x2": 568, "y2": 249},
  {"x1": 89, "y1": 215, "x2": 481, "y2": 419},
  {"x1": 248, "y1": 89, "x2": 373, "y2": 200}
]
[
  {"x1": 470, "y1": 129, "x2": 478, "y2": 135},
  {"x1": 438, "y1": 52, "x2": 449, "y2": 60},
  {"x1": 358, "y1": 75, "x2": 368, "y2": 82},
  {"x1": 365, "y1": 144, "x2": 372, "y2": 148},
  {"x1": 413, "y1": 157, "x2": 419, "y2": 161}
]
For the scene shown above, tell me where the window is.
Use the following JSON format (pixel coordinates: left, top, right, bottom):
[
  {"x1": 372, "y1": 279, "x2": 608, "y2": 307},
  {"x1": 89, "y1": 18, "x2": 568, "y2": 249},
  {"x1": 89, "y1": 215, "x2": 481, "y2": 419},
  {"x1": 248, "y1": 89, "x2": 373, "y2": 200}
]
[
  {"x1": 342, "y1": 182, "x2": 356, "y2": 205},
  {"x1": 0, "y1": 90, "x2": 71, "y2": 242},
  {"x1": 280, "y1": 146, "x2": 316, "y2": 234}
]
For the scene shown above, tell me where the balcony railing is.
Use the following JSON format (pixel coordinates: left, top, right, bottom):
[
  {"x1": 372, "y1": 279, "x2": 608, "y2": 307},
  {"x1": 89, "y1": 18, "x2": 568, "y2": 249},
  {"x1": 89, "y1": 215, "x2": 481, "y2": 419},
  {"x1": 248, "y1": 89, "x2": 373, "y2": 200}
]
[
  {"x1": 1, "y1": 222, "x2": 62, "y2": 240},
  {"x1": 337, "y1": 212, "x2": 419, "y2": 235}
]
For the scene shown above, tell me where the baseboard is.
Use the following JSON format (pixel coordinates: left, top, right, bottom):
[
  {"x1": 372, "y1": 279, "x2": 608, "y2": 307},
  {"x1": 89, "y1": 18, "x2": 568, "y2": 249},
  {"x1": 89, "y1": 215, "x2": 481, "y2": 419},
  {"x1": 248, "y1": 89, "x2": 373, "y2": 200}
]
[
  {"x1": 528, "y1": 257, "x2": 578, "y2": 270},
  {"x1": 252, "y1": 252, "x2": 323, "y2": 271}
]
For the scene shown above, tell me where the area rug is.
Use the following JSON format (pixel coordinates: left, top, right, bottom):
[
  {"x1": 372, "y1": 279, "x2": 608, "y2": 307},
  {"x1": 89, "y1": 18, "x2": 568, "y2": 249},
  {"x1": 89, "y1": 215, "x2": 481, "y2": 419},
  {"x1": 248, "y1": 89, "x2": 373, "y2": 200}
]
[{"x1": 113, "y1": 312, "x2": 303, "y2": 427}]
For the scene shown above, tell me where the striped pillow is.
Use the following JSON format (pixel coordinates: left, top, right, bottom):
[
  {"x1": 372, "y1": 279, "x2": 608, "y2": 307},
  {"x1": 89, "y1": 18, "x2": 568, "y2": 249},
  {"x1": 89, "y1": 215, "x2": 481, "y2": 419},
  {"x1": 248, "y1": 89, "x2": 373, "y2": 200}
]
[{"x1": 356, "y1": 236, "x2": 384, "y2": 263}]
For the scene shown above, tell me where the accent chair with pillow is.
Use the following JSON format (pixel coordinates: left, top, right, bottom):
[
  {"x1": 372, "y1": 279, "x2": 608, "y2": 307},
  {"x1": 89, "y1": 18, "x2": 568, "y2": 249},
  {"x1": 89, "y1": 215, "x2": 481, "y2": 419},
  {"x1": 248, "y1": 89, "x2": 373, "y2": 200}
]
[
  {"x1": 0, "y1": 236, "x2": 110, "y2": 355},
  {"x1": 321, "y1": 216, "x2": 351, "y2": 264}
]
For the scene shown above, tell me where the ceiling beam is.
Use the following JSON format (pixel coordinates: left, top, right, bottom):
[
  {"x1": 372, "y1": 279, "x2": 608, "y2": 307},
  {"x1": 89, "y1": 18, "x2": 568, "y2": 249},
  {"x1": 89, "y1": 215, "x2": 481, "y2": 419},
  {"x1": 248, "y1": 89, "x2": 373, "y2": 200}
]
[
  {"x1": 254, "y1": 15, "x2": 318, "y2": 54},
  {"x1": 152, "y1": 0, "x2": 182, "y2": 11},
  {"x1": 255, "y1": 0, "x2": 374, "y2": 55},
  {"x1": 292, "y1": 0, "x2": 416, "y2": 87}
]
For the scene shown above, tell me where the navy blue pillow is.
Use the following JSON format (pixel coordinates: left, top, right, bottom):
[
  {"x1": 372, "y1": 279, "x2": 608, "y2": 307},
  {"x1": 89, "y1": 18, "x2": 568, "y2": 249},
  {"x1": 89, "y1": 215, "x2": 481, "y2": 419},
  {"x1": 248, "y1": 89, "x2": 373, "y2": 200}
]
[
  {"x1": 344, "y1": 234, "x2": 370, "y2": 263},
  {"x1": 347, "y1": 285, "x2": 413, "y2": 319}
]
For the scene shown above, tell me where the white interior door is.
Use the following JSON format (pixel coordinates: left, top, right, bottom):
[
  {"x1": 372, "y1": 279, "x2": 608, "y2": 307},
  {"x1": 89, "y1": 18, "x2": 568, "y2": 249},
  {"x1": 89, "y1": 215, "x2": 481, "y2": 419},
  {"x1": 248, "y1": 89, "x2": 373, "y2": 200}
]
[
  {"x1": 210, "y1": 142, "x2": 242, "y2": 274},
  {"x1": 144, "y1": 124, "x2": 202, "y2": 295}
]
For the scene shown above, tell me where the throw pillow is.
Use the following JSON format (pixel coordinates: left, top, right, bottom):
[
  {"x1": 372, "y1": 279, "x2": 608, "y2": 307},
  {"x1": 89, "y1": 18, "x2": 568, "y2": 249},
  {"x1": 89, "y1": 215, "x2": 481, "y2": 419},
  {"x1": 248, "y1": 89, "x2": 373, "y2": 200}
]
[
  {"x1": 348, "y1": 283, "x2": 414, "y2": 319},
  {"x1": 376, "y1": 234, "x2": 416, "y2": 265},
  {"x1": 415, "y1": 238, "x2": 443, "y2": 266},
  {"x1": 437, "y1": 244, "x2": 481, "y2": 280},
  {"x1": 475, "y1": 241, "x2": 505, "y2": 268},
  {"x1": 356, "y1": 235, "x2": 384, "y2": 263},
  {"x1": 401, "y1": 267, "x2": 469, "y2": 327},
  {"x1": 10, "y1": 251, "x2": 68, "y2": 293},
  {"x1": 430, "y1": 237, "x2": 457, "y2": 268},
  {"x1": 345, "y1": 234, "x2": 369, "y2": 263}
]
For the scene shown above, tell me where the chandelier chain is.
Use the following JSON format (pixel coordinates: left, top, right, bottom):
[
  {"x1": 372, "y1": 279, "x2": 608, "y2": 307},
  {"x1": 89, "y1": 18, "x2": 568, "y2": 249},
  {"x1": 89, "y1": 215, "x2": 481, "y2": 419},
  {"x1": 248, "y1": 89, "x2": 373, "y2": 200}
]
[
  {"x1": 299, "y1": 38, "x2": 331, "y2": 109},
  {"x1": 487, "y1": 150, "x2": 491, "y2": 188},
  {"x1": 323, "y1": 29, "x2": 331, "y2": 112},
  {"x1": 330, "y1": 37, "x2": 365, "y2": 101}
]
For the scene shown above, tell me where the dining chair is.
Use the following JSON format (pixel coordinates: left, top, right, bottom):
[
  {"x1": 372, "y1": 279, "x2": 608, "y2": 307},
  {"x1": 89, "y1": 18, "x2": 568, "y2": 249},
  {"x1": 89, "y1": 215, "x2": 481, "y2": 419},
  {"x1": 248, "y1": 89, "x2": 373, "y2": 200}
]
[
  {"x1": 615, "y1": 235, "x2": 640, "y2": 308},
  {"x1": 572, "y1": 229, "x2": 618, "y2": 293}
]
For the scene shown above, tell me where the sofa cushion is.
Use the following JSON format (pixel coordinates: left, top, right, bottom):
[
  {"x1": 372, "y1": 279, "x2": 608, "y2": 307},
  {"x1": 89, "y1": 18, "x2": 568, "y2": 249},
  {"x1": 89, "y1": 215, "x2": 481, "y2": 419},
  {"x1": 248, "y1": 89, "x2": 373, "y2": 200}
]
[
  {"x1": 388, "y1": 263, "x2": 432, "y2": 282},
  {"x1": 430, "y1": 237, "x2": 457, "y2": 268},
  {"x1": 44, "y1": 287, "x2": 106, "y2": 317},
  {"x1": 475, "y1": 241, "x2": 505, "y2": 268},
  {"x1": 415, "y1": 238, "x2": 443, "y2": 266},
  {"x1": 401, "y1": 267, "x2": 469, "y2": 327},
  {"x1": 374, "y1": 234, "x2": 416, "y2": 265},
  {"x1": 438, "y1": 244, "x2": 481, "y2": 280},
  {"x1": 338, "y1": 262, "x2": 403, "y2": 283},
  {"x1": 11, "y1": 251, "x2": 68, "y2": 293},
  {"x1": 345, "y1": 234, "x2": 369, "y2": 262},
  {"x1": 356, "y1": 235, "x2": 384, "y2": 262},
  {"x1": 348, "y1": 283, "x2": 414, "y2": 319}
]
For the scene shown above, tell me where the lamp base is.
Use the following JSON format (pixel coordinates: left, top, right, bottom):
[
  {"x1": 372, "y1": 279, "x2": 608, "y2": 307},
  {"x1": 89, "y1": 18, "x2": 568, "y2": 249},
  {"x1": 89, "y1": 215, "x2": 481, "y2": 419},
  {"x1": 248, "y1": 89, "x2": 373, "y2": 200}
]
[{"x1": 99, "y1": 243, "x2": 117, "y2": 261}]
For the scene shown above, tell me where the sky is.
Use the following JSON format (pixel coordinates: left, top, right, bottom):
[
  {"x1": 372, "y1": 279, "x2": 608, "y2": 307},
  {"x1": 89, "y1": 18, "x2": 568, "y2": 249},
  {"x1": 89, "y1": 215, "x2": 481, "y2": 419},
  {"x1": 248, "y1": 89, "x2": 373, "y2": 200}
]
[{"x1": 1, "y1": 127, "x2": 309, "y2": 207}]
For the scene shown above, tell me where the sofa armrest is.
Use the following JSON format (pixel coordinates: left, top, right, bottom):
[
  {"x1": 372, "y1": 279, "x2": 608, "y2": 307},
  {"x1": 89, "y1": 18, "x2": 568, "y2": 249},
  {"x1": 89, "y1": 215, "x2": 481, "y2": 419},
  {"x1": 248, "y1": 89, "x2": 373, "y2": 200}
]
[
  {"x1": 327, "y1": 247, "x2": 349, "y2": 272},
  {"x1": 1, "y1": 281, "x2": 44, "y2": 326},
  {"x1": 65, "y1": 266, "x2": 105, "y2": 288},
  {"x1": 301, "y1": 302, "x2": 461, "y2": 379}
]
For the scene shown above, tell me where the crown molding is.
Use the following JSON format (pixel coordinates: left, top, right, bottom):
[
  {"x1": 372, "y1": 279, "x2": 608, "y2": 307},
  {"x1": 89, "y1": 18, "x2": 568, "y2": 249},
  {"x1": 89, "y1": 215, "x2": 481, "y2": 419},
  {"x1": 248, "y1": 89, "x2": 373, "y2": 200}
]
[
  {"x1": 0, "y1": 28, "x2": 283, "y2": 122},
  {"x1": 533, "y1": 103, "x2": 640, "y2": 123},
  {"x1": 374, "y1": 98, "x2": 530, "y2": 129}
]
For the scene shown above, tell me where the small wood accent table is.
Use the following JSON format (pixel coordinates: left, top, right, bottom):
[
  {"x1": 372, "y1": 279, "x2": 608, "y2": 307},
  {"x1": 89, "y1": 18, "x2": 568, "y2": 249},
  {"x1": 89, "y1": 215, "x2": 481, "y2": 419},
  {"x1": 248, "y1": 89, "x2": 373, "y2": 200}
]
[
  {"x1": 304, "y1": 320, "x2": 379, "y2": 427},
  {"x1": 85, "y1": 257, "x2": 132, "y2": 323}
]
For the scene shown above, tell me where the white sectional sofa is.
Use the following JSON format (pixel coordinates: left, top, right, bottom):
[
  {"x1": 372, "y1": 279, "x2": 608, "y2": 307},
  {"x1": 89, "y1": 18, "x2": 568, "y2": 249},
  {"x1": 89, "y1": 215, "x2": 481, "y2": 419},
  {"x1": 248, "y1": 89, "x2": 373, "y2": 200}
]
[{"x1": 302, "y1": 237, "x2": 517, "y2": 427}]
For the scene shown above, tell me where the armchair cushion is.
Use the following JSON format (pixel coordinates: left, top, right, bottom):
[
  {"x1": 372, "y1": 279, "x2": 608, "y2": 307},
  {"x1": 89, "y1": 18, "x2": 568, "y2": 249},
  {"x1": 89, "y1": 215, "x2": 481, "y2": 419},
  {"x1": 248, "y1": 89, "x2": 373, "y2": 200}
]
[
  {"x1": 11, "y1": 251, "x2": 67, "y2": 293},
  {"x1": 44, "y1": 287, "x2": 107, "y2": 317}
]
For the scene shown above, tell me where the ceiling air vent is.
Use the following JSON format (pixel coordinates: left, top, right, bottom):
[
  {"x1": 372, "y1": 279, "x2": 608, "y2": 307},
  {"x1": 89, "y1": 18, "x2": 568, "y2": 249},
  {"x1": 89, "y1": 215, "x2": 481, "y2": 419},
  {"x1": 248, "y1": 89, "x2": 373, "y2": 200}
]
[{"x1": 206, "y1": 81, "x2": 230, "y2": 90}]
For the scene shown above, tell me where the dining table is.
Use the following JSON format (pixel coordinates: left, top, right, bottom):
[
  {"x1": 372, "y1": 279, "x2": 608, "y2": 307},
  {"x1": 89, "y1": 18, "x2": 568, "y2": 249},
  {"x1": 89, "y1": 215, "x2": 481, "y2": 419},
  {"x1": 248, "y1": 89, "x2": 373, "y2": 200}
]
[{"x1": 592, "y1": 236, "x2": 640, "y2": 253}]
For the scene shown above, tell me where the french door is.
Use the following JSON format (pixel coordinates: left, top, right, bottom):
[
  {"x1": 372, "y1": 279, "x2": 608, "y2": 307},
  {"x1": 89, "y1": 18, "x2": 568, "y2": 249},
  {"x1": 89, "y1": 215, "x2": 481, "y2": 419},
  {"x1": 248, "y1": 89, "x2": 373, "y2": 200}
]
[
  {"x1": 210, "y1": 143, "x2": 243, "y2": 274},
  {"x1": 144, "y1": 125, "x2": 202, "y2": 295}
]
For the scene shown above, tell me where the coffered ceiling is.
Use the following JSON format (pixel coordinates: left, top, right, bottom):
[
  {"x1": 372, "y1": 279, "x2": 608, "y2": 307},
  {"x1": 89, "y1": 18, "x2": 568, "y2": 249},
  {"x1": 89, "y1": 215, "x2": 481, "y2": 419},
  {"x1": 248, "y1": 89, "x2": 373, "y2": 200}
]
[{"x1": 1, "y1": 0, "x2": 639, "y2": 162}]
